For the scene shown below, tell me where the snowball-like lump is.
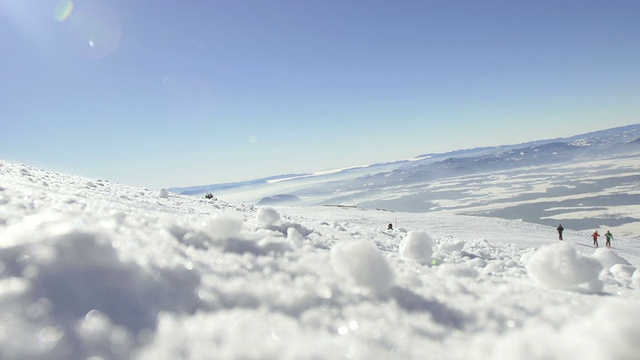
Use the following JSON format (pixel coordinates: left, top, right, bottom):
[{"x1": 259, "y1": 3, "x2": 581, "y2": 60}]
[
  {"x1": 399, "y1": 230, "x2": 434, "y2": 264},
  {"x1": 526, "y1": 243, "x2": 602, "y2": 290},
  {"x1": 203, "y1": 214, "x2": 245, "y2": 241},
  {"x1": 256, "y1": 207, "x2": 281, "y2": 226},
  {"x1": 331, "y1": 240, "x2": 395, "y2": 294}
]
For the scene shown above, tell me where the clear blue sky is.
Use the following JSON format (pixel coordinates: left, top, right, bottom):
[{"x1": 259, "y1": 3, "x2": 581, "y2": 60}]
[{"x1": 2, "y1": 0, "x2": 639, "y2": 189}]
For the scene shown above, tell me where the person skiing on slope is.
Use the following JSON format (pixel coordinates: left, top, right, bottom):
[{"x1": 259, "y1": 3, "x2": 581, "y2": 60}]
[
  {"x1": 557, "y1": 224, "x2": 564, "y2": 240},
  {"x1": 605, "y1": 230, "x2": 613, "y2": 248},
  {"x1": 592, "y1": 230, "x2": 600, "y2": 248}
]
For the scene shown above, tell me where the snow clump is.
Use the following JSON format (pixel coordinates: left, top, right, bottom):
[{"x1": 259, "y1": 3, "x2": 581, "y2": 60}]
[
  {"x1": 436, "y1": 236, "x2": 465, "y2": 253},
  {"x1": 399, "y1": 230, "x2": 434, "y2": 264},
  {"x1": 609, "y1": 264, "x2": 637, "y2": 281},
  {"x1": 202, "y1": 214, "x2": 244, "y2": 242},
  {"x1": 257, "y1": 206, "x2": 281, "y2": 226},
  {"x1": 525, "y1": 242, "x2": 602, "y2": 291},
  {"x1": 331, "y1": 240, "x2": 395, "y2": 294},
  {"x1": 158, "y1": 188, "x2": 169, "y2": 198},
  {"x1": 591, "y1": 247, "x2": 632, "y2": 270}
]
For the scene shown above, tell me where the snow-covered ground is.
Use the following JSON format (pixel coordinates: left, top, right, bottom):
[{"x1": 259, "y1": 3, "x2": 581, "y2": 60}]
[{"x1": 1, "y1": 160, "x2": 639, "y2": 360}]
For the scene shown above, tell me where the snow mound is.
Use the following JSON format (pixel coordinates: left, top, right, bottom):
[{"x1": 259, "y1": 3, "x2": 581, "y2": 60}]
[
  {"x1": 331, "y1": 240, "x2": 395, "y2": 294},
  {"x1": 525, "y1": 243, "x2": 603, "y2": 291},
  {"x1": 591, "y1": 247, "x2": 632, "y2": 270},
  {"x1": 202, "y1": 214, "x2": 244, "y2": 242},
  {"x1": 609, "y1": 264, "x2": 636, "y2": 280},
  {"x1": 399, "y1": 230, "x2": 434, "y2": 264},
  {"x1": 257, "y1": 206, "x2": 281, "y2": 226},
  {"x1": 436, "y1": 236, "x2": 465, "y2": 253},
  {"x1": 159, "y1": 188, "x2": 169, "y2": 198}
]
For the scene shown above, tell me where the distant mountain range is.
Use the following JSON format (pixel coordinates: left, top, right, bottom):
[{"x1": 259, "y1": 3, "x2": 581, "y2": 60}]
[
  {"x1": 171, "y1": 173, "x2": 309, "y2": 196},
  {"x1": 170, "y1": 124, "x2": 640, "y2": 204}
]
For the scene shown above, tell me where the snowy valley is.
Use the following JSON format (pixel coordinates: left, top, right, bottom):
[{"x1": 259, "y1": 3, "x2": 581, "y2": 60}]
[{"x1": 1, "y1": 157, "x2": 640, "y2": 359}]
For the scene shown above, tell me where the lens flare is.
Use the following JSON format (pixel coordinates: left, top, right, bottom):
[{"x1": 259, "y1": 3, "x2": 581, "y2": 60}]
[
  {"x1": 67, "y1": 2, "x2": 122, "y2": 59},
  {"x1": 53, "y1": 0, "x2": 74, "y2": 22}
]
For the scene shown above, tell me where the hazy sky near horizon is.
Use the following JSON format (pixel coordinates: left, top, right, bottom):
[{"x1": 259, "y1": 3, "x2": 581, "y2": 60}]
[{"x1": 2, "y1": 0, "x2": 639, "y2": 189}]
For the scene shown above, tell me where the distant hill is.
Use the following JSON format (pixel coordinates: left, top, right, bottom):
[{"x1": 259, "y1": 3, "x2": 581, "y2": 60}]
[
  {"x1": 173, "y1": 124, "x2": 640, "y2": 204},
  {"x1": 257, "y1": 194, "x2": 302, "y2": 205},
  {"x1": 169, "y1": 173, "x2": 309, "y2": 196}
]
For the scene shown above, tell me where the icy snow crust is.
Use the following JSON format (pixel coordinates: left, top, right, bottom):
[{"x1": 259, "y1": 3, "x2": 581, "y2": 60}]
[{"x1": 1, "y1": 160, "x2": 640, "y2": 360}]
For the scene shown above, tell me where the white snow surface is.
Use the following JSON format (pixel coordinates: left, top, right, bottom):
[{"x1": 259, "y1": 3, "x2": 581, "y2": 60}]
[{"x1": 1, "y1": 160, "x2": 640, "y2": 360}]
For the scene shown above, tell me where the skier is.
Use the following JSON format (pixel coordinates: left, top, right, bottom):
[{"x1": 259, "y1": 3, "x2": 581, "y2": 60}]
[
  {"x1": 388, "y1": 223, "x2": 393, "y2": 231},
  {"x1": 605, "y1": 230, "x2": 613, "y2": 248},
  {"x1": 592, "y1": 230, "x2": 600, "y2": 248},
  {"x1": 556, "y1": 224, "x2": 564, "y2": 240}
]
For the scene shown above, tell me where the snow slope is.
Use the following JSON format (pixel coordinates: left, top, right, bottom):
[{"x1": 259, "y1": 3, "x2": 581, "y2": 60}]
[{"x1": 1, "y1": 160, "x2": 640, "y2": 360}]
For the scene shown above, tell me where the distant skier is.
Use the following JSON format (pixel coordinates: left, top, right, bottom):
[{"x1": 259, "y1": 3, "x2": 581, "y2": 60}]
[
  {"x1": 388, "y1": 223, "x2": 393, "y2": 231},
  {"x1": 556, "y1": 224, "x2": 564, "y2": 240},
  {"x1": 605, "y1": 230, "x2": 613, "y2": 248},
  {"x1": 592, "y1": 230, "x2": 600, "y2": 248}
]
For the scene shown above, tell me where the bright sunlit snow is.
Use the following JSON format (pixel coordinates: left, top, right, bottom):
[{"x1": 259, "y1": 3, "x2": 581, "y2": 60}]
[{"x1": 1, "y1": 160, "x2": 639, "y2": 359}]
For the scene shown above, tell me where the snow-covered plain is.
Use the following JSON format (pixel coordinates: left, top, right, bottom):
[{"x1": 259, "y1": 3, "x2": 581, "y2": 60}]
[{"x1": 1, "y1": 159, "x2": 640, "y2": 360}]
